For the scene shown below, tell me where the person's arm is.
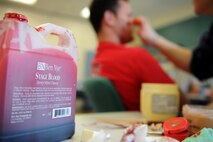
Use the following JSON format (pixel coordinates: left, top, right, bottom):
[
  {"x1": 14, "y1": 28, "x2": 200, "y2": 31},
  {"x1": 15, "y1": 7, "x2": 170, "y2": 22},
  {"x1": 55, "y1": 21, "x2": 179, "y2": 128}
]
[
  {"x1": 151, "y1": 35, "x2": 192, "y2": 72},
  {"x1": 132, "y1": 16, "x2": 193, "y2": 72}
]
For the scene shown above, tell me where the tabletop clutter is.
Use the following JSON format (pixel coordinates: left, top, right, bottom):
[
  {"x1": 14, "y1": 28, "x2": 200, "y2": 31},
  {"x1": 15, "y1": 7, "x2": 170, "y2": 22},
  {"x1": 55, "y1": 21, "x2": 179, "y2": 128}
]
[
  {"x1": 80, "y1": 104, "x2": 213, "y2": 142},
  {"x1": 1, "y1": 12, "x2": 213, "y2": 142}
]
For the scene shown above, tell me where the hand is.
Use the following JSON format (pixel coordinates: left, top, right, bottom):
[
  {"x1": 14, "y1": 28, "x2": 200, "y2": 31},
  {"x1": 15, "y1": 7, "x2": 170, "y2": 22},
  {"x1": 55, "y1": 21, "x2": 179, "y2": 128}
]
[{"x1": 132, "y1": 16, "x2": 159, "y2": 46}]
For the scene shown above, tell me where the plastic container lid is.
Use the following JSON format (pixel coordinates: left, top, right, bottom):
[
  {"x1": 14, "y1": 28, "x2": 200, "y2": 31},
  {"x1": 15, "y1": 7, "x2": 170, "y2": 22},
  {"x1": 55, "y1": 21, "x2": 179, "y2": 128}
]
[
  {"x1": 163, "y1": 117, "x2": 188, "y2": 134},
  {"x1": 164, "y1": 131, "x2": 191, "y2": 141},
  {"x1": 3, "y1": 13, "x2": 28, "y2": 22}
]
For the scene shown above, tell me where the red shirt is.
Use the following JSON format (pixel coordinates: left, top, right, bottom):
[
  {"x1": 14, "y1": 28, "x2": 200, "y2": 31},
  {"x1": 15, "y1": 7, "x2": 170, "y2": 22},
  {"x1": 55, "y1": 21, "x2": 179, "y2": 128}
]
[{"x1": 92, "y1": 41, "x2": 174, "y2": 111}]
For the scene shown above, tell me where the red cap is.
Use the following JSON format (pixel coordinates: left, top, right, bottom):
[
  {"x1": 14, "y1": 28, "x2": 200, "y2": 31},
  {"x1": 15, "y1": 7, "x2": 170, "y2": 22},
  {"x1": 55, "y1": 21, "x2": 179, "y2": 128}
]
[
  {"x1": 163, "y1": 117, "x2": 189, "y2": 134},
  {"x1": 164, "y1": 131, "x2": 191, "y2": 141},
  {"x1": 4, "y1": 13, "x2": 28, "y2": 22}
]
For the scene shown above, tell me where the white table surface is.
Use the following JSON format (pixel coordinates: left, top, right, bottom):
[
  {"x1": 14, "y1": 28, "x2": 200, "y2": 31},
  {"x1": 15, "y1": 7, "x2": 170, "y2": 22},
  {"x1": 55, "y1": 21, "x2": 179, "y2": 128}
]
[{"x1": 64, "y1": 111, "x2": 144, "y2": 142}]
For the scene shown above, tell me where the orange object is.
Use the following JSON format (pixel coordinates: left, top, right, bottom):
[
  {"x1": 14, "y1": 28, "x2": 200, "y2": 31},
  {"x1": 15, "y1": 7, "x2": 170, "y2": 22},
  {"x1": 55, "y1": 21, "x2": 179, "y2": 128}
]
[
  {"x1": 132, "y1": 18, "x2": 141, "y2": 25},
  {"x1": 163, "y1": 117, "x2": 190, "y2": 141}
]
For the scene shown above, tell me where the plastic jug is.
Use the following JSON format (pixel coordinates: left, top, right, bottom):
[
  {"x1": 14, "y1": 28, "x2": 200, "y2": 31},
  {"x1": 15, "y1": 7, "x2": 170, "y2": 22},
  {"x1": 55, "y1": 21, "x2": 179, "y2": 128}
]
[
  {"x1": 140, "y1": 83, "x2": 180, "y2": 122},
  {"x1": 0, "y1": 13, "x2": 78, "y2": 142}
]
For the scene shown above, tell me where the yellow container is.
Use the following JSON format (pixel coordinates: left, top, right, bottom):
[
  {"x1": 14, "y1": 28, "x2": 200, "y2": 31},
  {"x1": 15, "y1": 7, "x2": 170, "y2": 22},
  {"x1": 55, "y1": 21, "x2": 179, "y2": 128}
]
[{"x1": 141, "y1": 83, "x2": 179, "y2": 122}]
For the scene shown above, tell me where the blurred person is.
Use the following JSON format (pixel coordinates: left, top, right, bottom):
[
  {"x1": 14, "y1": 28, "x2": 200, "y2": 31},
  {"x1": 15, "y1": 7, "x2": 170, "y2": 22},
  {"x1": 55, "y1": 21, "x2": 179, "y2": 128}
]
[
  {"x1": 188, "y1": 80, "x2": 201, "y2": 97},
  {"x1": 185, "y1": 77, "x2": 213, "y2": 105},
  {"x1": 89, "y1": 0, "x2": 186, "y2": 110},
  {"x1": 135, "y1": 0, "x2": 213, "y2": 81},
  {"x1": 208, "y1": 86, "x2": 213, "y2": 106}
]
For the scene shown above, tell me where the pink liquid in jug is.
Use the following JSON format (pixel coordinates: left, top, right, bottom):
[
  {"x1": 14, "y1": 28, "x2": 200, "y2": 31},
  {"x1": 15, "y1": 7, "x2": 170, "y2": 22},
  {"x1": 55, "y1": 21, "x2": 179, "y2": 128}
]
[{"x1": 0, "y1": 13, "x2": 78, "y2": 142}]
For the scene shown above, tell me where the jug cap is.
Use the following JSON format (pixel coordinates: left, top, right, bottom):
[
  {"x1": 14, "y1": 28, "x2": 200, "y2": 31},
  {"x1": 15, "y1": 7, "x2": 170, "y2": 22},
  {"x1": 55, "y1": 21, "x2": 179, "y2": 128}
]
[{"x1": 4, "y1": 13, "x2": 28, "y2": 22}]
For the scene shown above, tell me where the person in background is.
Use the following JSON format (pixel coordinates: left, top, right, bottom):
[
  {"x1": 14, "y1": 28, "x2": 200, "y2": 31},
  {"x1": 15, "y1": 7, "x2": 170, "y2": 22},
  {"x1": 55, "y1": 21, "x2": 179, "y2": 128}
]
[
  {"x1": 89, "y1": 0, "x2": 186, "y2": 111},
  {"x1": 135, "y1": 0, "x2": 213, "y2": 81},
  {"x1": 187, "y1": 79, "x2": 201, "y2": 98}
]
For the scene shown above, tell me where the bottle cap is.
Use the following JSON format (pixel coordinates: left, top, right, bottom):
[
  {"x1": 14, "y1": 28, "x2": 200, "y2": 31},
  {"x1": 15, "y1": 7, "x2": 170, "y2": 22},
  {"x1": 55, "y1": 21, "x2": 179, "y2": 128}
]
[
  {"x1": 4, "y1": 13, "x2": 28, "y2": 22},
  {"x1": 164, "y1": 131, "x2": 191, "y2": 141},
  {"x1": 163, "y1": 117, "x2": 188, "y2": 134}
]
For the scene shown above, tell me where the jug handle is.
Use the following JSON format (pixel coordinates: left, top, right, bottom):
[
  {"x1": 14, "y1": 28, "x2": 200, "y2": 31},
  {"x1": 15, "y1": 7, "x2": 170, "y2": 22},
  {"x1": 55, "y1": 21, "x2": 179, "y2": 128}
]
[
  {"x1": 36, "y1": 23, "x2": 77, "y2": 50},
  {"x1": 36, "y1": 23, "x2": 78, "y2": 64}
]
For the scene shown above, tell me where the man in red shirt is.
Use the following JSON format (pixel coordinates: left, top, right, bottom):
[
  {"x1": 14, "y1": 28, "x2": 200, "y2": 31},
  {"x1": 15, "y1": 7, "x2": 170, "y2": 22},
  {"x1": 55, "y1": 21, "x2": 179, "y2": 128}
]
[{"x1": 89, "y1": 0, "x2": 184, "y2": 110}]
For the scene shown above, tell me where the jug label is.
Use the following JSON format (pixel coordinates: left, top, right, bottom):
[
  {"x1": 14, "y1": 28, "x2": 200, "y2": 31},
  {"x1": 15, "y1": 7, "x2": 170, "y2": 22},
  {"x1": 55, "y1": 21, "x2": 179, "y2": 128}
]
[
  {"x1": 152, "y1": 94, "x2": 178, "y2": 114},
  {"x1": 11, "y1": 87, "x2": 72, "y2": 124},
  {"x1": 1, "y1": 49, "x2": 77, "y2": 132}
]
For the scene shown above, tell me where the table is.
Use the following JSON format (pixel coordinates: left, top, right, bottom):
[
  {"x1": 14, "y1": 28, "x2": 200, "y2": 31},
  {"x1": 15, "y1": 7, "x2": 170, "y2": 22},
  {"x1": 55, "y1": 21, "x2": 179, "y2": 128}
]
[{"x1": 64, "y1": 111, "x2": 144, "y2": 142}]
